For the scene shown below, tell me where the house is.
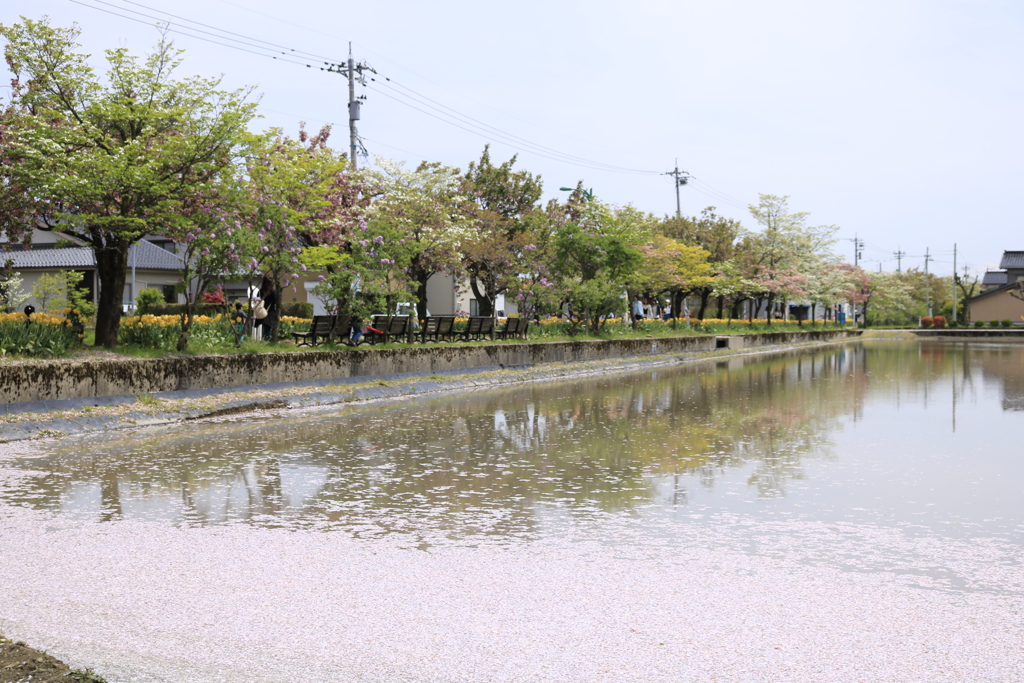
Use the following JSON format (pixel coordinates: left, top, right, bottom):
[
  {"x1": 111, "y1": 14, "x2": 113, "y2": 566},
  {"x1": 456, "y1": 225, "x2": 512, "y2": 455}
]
[
  {"x1": 981, "y1": 271, "x2": 1008, "y2": 291},
  {"x1": 2, "y1": 233, "x2": 185, "y2": 312},
  {"x1": 967, "y1": 251, "x2": 1024, "y2": 323}
]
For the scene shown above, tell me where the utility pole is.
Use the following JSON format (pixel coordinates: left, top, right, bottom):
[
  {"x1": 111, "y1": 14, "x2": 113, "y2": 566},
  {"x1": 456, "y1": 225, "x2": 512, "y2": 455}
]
[
  {"x1": 325, "y1": 44, "x2": 373, "y2": 170},
  {"x1": 347, "y1": 43, "x2": 357, "y2": 169},
  {"x1": 924, "y1": 247, "x2": 933, "y2": 317},
  {"x1": 848, "y1": 235, "x2": 864, "y2": 267},
  {"x1": 952, "y1": 244, "x2": 957, "y2": 324},
  {"x1": 663, "y1": 161, "x2": 690, "y2": 220},
  {"x1": 893, "y1": 248, "x2": 906, "y2": 273}
]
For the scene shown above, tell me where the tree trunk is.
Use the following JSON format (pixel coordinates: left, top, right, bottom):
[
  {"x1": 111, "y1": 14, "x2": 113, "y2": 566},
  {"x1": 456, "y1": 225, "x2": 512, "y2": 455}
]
[
  {"x1": 697, "y1": 288, "x2": 710, "y2": 321},
  {"x1": 93, "y1": 239, "x2": 131, "y2": 348},
  {"x1": 716, "y1": 296, "x2": 725, "y2": 319},
  {"x1": 470, "y1": 277, "x2": 493, "y2": 317},
  {"x1": 766, "y1": 293, "x2": 775, "y2": 325},
  {"x1": 413, "y1": 277, "x2": 427, "y2": 321}
]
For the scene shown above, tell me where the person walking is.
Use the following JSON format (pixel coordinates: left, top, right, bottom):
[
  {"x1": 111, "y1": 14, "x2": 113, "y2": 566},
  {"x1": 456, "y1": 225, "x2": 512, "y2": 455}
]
[{"x1": 631, "y1": 295, "x2": 644, "y2": 328}]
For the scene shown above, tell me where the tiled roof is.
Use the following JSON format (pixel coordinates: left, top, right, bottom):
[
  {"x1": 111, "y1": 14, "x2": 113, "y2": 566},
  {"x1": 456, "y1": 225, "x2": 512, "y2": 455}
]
[
  {"x1": 982, "y1": 271, "x2": 1008, "y2": 286},
  {"x1": 1, "y1": 239, "x2": 184, "y2": 271},
  {"x1": 999, "y1": 251, "x2": 1024, "y2": 270}
]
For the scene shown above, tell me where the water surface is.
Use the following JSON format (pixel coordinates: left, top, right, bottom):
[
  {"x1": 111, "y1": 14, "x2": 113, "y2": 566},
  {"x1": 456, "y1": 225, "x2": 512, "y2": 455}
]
[{"x1": 3, "y1": 340, "x2": 1021, "y2": 556}]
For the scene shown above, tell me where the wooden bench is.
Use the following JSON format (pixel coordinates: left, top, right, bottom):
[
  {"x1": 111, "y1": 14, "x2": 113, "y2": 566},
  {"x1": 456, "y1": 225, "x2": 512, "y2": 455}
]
[
  {"x1": 462, "y1": 315, "x2": 494, "y2": 342},
  {"x1": 497, "y1": 316, "x2": 529, "y2": 340},
  {"x1": 292, "y1": 315, "x2": 350, "y2": 346},
  {"x1": 420, "y1": 315, "x2": 457, "y2": 343},
  {"x1": 361, "y1": 315, "x2": 410, "y2": 345}
]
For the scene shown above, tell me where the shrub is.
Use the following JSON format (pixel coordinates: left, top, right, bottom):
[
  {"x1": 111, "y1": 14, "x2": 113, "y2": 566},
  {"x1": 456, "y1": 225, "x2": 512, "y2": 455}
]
[
  {"x1": 135, "y1": 287, "x2": 166, "y2": 316},
  {"x1": 201, "y1": 288, "x2": 226, "y2": 305},
  {"x1": 921, "y1": 317, "x2": 933, "y2": 328},
  {"x1": 282, "y1": 302, "x2": 314, "y2": 319},
  {"x1": 974, "y1": 320, "x2": 985, "y2": 328},
  {"x1": 1001, "y1": 319, "x2": 1012, "y2": 328},
  {"x1": 932, "y1": 315, "x2": 946, "y2": 328},
  {"x1": 948, "y1": 320, "x2": 959, "y2": 328}
]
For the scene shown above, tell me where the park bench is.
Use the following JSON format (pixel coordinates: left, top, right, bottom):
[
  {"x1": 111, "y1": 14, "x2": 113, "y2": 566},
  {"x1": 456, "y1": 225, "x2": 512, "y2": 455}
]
[
  {"x1": 462, "y1": 315, "x2": 494, "y2": 342},
  {"x1": 361, "y1": 315, "x2": 410, "y2": 345},
  {"x1": 420, "y1": 315, "x2": 457, "y2": 343},
  {"x1": 292, "y1": 315, "x2": 350, "y2": 346},
  {"x1": 497, "y1": 316, "x2": 529, "y2": 340}
]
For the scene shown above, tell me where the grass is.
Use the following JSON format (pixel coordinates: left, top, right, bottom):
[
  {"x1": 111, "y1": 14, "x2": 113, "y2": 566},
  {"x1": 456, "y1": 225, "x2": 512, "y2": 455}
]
[{"x1": 135, "y1": 393, "x2": 160, "y2": 406}]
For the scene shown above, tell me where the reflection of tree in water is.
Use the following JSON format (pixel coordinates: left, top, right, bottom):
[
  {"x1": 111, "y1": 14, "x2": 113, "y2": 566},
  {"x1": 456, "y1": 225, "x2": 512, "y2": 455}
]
[{"x1": 7, "y1": 345, "x2": 879, "y2": 540}]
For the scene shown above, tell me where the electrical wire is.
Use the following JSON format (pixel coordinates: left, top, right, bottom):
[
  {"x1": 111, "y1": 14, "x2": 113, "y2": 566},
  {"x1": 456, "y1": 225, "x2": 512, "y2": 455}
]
[
  {"x1": 379, "y1": 78, "x2": 660, "y2": 175},
  {"x1": 105, "y1": 0, "x2": 343, "y2": 63},
  {"x1": 365, "y1": 83, "x2": 661, "y2": 176},
  {"x1": 67, "y1": 0, "x2": 314, "y2": 66}
]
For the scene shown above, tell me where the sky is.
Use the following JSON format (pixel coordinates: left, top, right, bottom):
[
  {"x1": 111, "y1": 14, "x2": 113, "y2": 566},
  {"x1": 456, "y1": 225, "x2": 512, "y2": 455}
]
[{"x1": 2, "y1": 0, "x2": 1021, "y2": 278}]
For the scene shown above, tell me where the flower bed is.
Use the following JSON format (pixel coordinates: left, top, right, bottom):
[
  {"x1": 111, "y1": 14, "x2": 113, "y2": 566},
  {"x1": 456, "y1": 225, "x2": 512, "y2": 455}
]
[
  {"x1": 118, "y1": 314, "x2": 312, "y2": 350},
  {"x1": 0, "y1": 311, "x2": 80, "y2": 357}
]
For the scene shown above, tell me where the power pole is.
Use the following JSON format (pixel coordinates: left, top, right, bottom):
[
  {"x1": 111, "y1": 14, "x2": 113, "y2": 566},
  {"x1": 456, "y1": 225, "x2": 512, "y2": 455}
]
[
  {"x1": 325, "y1": 44, "x2": 373, "y2": 170},
  {"x1": 848, "y1": 235, "x2": 864, "y2": 267},
  {"x1": 924, "y1": 247, "x2": 933, "y2": 317},
  {"x1": 347, "y1": 43, "x2": 357, "y2": 169},
  {"x1": 663, "y1": 161, "x2": 690, "y2": 220},
  {"x1": 893, "y1": 248, "x2": 906, "y2": 273},
  {"x1": 952, "y1": 243, "x2": 957, "y2": 324}
]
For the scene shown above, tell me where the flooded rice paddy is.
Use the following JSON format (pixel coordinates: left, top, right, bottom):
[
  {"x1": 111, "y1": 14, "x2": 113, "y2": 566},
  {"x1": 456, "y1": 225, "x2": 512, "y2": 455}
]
[{"x1": 1, "y1": 340, "x2": 1022, "y2": 682}]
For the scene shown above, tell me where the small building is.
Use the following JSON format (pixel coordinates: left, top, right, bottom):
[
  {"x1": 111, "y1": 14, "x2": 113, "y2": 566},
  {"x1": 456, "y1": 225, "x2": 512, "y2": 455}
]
[
  {"x1": 967, "y1": 283, "x2": 1024, "y2": 323},
  {"x1": 967, "y1": 251, "x2": 1024, "y2": 323},
  {"x1": 4, "y1": 239, "x2": 185, "y2": 312}
]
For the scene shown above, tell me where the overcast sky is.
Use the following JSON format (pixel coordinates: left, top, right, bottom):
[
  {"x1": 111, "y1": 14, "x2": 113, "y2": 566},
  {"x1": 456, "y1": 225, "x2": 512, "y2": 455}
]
[{"x1": 3, "y1": 0, "x2": 1021, "y2": 278}]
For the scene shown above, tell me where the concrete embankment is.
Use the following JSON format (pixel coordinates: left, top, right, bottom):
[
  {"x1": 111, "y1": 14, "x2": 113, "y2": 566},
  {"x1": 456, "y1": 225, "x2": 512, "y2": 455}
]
[
  {"x1": 1, "y1": 330, "x2": 858, "y2": 407},
  {"x1": 0, "y1": 331, "x2": 861, "y2": 443}
]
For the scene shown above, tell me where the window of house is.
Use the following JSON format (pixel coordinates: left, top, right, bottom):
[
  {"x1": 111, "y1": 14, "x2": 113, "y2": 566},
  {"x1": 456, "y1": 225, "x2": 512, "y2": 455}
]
[{"x1": 469, "y1": 299, "x2": 479, "y2": 316}]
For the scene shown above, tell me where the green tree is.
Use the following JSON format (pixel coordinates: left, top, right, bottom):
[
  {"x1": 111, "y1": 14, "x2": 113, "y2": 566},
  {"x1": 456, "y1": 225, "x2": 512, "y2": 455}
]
[
  {"x1": 0, "y1": 18, "x2": 257, "y2": 347},
  {"x1": 635, "y1": 236, "x2": 714, "y2": 327},
  {"x1": 30, "y1": 273, "x2": 66, "y2": 312},
  {"x1": 551, "y1": 199, "x2": 643, "y2": 333},
  {"x1": 463, "y1": 146, "x2": 544, "y2": 320},
  {"x1": 659, "y1": 207, "x2": 742, "y2": 318},
  {"x1": 368, "y1": 158, "x2": 474, "y2": 336}
]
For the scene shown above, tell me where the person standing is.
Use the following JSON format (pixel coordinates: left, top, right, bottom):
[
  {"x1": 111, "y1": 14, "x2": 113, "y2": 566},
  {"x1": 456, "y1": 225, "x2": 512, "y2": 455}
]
[
  {"x1": 252, "y1": 298, "x2": 269, "y2": 340},
  {"x1": 232, "y1": 302, "x2": 248, "y2": 342},
  {"x1": 258, "y1": 276, "x2": 278, "y2": 341},
  {"x1": 631, "y1": 295, "x2": 644, "y2": 327}
]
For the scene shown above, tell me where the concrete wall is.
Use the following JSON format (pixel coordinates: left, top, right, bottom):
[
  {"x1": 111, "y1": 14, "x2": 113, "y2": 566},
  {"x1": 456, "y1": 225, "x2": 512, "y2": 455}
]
[{"x1": 0, "y1": 330, "x2": 860, "y2": 405}]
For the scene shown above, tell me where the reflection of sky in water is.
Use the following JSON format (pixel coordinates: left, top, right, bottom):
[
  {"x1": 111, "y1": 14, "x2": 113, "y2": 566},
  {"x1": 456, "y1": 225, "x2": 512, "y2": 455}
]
[{"x1": 2, "y1": 341, "x2": 1023, "y2": 554}]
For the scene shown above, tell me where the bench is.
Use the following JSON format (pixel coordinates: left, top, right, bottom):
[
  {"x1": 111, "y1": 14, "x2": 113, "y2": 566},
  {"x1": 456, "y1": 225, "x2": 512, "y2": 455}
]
[
  {"x1": 361, "y1": 315, "x2": 411, "y2": 345},
  {"x1": 292, "y1": 315, "x2": 350, "y2": 346},
  {"x1": 462, "y1": 316, "x2": 494, "y2": 342},
  {"x1": 420, "y1": 315, "x2": 457, "y2": 343},
  {"x1": 497, "y1": 316, "x2": 529, "y2": 340}
]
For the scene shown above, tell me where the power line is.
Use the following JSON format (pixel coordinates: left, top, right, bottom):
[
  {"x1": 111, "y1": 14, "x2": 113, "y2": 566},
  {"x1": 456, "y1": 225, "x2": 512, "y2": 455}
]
[
  {"x1": 364, "y1": 83, "x2": 661, "y2": 176},
  {"x1": 67, "y1": 0, "x2": 314, "y2": 66},
  {"x1": 374, "y1": 78, "x2": 661, "y2": 175},
  {"x1": 105, "y1": 0, "x2": 342, "y2": 62}
]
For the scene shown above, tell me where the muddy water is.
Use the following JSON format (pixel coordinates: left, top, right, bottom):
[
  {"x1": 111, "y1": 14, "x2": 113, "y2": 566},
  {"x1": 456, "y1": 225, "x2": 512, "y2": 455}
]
[{"x1": 3, "y1": 341, "x2": 1022, "y2": 553}]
